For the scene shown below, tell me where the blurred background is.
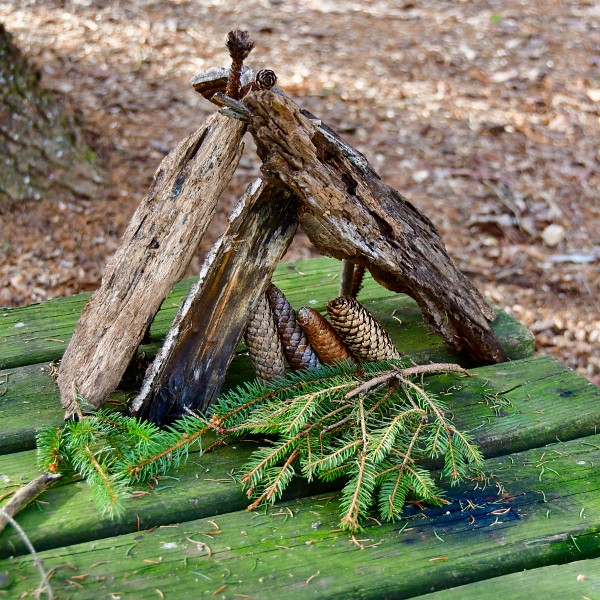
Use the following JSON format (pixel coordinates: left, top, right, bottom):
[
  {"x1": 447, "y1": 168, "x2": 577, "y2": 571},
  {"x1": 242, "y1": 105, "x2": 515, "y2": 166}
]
[{"x1": 0, "y1": 0, "x2": 598, "y2": 382}]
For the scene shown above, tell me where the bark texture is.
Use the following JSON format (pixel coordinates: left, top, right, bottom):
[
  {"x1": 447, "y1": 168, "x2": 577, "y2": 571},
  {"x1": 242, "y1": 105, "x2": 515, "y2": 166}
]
[
  {"x1": 57, "y1": 114, "x2": 245, "y2": 417},
  {"x1": 242, "y1": 90, "x2": 507, "y2": 365},
  {"x1": 131, "y1": 179, "x2": 298, "y2": 422}
]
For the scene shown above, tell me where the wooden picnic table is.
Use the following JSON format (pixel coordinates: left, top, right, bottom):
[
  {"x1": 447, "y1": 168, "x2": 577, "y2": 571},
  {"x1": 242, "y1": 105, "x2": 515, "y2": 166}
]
[{"x1": 1, "y1": 257, "x2": 599, "y2": 599}]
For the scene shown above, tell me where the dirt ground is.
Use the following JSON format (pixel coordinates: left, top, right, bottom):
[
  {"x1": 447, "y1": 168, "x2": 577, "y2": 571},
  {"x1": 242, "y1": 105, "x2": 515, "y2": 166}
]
[{"x1": 1, "y1": 0, "x2": 598, "y2": 383}]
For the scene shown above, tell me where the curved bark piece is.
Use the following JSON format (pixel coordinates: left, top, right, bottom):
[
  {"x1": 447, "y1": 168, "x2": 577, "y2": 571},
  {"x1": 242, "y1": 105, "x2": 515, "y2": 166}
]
[
  {"x1": 242, "y1": 90, "x2": 507, "y2": 365},
  {"x1": 58, "y1": 114, "x2": 245, "y2": 417},
  {"x1": 131, "y1": 179, "x2": 298, "y2": 423}
]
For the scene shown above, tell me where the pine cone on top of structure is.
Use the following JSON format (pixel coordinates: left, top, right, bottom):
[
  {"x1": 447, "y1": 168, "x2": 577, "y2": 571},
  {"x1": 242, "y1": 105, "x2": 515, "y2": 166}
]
[
  {"x1": 327, "y1": 296, "x2": 401, "y2": 362},
  {"x1": 266, "y1": 284, "x2": 321, "y2": 371}
]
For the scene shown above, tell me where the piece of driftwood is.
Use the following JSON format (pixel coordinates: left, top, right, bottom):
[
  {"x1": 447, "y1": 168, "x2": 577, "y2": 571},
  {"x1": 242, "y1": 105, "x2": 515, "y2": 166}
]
[
  {"x1": 130, "y1": 179, "x2": 298, "y2": 423},
  {"x1": 57, "y1": 114, "x2": 245, "y2": 417},
  {"x1": 237, "y1": 90, "x2": 507, "y2": 364},
  {"x1": 0, "y1": 472, "x2": 61, "y2": 536}
]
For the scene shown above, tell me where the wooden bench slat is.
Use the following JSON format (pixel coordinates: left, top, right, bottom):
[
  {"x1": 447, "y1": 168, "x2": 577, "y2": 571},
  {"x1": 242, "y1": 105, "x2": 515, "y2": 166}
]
[
  {"x1": 0, "y1": 257, "x2": 533, "y2": 370},
  {"x1": 0, "y1": 261, "x2": 534, "y2": 455},
  {"x1": 1, "y1": 356, "x2": 598, "y2": 560},
  {"x1": 2, "y1": 432, "x2": 599, "y2": 598},
  {"x1": 413, "y1": 556, "x2": 600, "y2": 599}
]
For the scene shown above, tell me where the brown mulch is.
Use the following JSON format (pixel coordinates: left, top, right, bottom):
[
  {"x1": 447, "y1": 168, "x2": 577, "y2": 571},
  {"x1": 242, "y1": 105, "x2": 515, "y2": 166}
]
[{"x1": 1, "y1": 1, "x2": 598, "y2": 383}]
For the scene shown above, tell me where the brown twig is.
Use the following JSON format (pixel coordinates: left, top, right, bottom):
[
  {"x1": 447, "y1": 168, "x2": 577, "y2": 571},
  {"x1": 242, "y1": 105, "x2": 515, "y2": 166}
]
[
  {"x1": 225, "y1": 30, "x2": 255, "y2": 99},
  {"x1": 0, "y1": 472, "x2": 61, "y2": 537},
  {"x1": 345, "y1": 363, "x2": 469, "y2": 402}
]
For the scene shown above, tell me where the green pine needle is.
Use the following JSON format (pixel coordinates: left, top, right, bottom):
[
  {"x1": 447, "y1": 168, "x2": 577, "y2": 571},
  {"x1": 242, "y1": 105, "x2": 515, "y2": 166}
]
[{"x1": 36, "y1": 360, "x2": 481, "y2": 531}]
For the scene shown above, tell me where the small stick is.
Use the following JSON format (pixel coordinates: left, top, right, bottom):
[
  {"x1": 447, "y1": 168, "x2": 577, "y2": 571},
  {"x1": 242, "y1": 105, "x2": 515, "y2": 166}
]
[
  {"x1": 225, "y1": 30, "x2": 255, "y2": 100},
  {"x1": 0, "y1": 508, "x2": 54, "y2": 599},
  {"x1": 345, "y1": 363, "x2": 468, "y2": 401},
  {"x1": 0, "y1": 472, "x2": 61, "y2": 536},
  {"x1": 339, "y1": 260, "x2": 355, "y2": 297}
]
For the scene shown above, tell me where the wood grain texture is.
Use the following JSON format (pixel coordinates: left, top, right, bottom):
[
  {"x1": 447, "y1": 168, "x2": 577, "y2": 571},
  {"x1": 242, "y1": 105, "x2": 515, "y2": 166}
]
[
  {"x1": 242, "y1": 90, "x2": 507, "y2": 365},
  {"x1": 56, "y1": 114, "x2": 245, "y2": 417},
  {"x1": 131, "y1": 179, "x2": 298, "y2": 422}
]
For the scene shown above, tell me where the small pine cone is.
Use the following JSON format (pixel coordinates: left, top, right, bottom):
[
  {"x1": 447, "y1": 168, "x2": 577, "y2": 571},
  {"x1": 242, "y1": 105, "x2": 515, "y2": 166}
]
[
  {"x1": 254, "y1": 69, "x2": 278, "y2": 90},
  {"x1": 327, "y1": 296, "x2": 401, "y2": 362},
  {"x1": 351, "y1": 264, "x2": 366, "y2": 298},
  {"x1": 226, "y1": 30, "x2": 255, "y2": 61},
  {"x1": 244, "y1": 292, "x2": 287, "y2": 381},
  {"x1": 266, "y1": 284, "x2": 321, "y2": 371},
  {"x1": 297, "y1": 307, "x2": 358, "y2": 365}
]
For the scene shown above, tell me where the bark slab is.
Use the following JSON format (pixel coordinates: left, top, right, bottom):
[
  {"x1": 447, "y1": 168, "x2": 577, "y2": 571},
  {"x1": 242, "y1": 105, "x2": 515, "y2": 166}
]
[
  {"x1": 242, "y1": 91, "x2": 507, "y2": 364},
  {"x1": 131, "y1": 179, "x2": 298, "y2": 422},
  {"x1": 57, "y1": 114, "x2": 245, "y2": 416}
]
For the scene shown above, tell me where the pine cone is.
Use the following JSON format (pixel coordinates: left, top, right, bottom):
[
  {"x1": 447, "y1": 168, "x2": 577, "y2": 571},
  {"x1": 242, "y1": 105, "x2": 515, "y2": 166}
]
[
  {"x1": 297, "y1": 307, "x2": 357, "y2": 364},
  {"x1": 266, "y1": 284, "x2": 321, "y2": 370},
  {"x1": 326, "y1": 296, "x2": 401, "y2": 361},
  {"x1": 244, "y1": 292, "x2": 287, "y2": 381},
  {"x1": 254, "y1": 69, "x2": 278, "y2": 90}
]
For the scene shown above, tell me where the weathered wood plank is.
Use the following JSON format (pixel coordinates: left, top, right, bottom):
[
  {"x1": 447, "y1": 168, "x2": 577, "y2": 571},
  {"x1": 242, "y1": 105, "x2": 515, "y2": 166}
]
[
  {"x1": 0, "y1": 257, "x2": 534, "y2": 371},
  {"x1": 2, "y1": 433, "x2": 600, "y2": 598},
  {"x1": 414, "y1": 556, "x2": 600, "y2": 599},
  {"x1": 1, "y1": 356, "x2": 598, "y2": 559},
  {"x1": 0, "y1": 298, "x2": 534, "y2": 454},
  {"x1": 0, "y1": 257, "x2": 392, "y2": 369},
  {"x1": 244, "y1": 90, "x2": 506, "y2": 364},
  {"x1": 56, "y1": 114, "x2": 246, "y2": 416},
  {"x1": 132, "y1": 179, "x2": 298, "y2": 422}
]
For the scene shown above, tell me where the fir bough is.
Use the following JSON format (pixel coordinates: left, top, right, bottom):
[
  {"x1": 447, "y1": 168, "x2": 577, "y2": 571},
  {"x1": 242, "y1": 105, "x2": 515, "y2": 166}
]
[
  {"x1": 210, "y1": 360, "x2": 482, "y2": 530},
  {"x1": 36, "y1": 360, "x2": 482, "y2": 530}
]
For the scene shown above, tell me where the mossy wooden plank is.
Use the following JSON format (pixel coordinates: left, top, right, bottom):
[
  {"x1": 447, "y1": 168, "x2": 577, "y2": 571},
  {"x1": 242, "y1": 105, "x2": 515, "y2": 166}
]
[
  {"x1": 2, "y1": 434, "x2": 600, "y2": 599},
  {"x1": 0, "y1": 296, "x2": 533, "y2": 457},
  {"x1": 1, "y1": 356, "x2": 598, "y2": 559},
  {"x1": 425, "y1": 355, "x2": 600, "y2": 458},
  {"x1": 414, "y1": 556, "x2": 600, "y2": 599},
  {"x1": 0, "y1": 257, "x2": 532, "y2": 370}
]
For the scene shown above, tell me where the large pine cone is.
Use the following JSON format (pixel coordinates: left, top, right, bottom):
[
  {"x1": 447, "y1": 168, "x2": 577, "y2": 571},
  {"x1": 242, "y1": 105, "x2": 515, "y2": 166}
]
[
  {"x1": 244, "y1": 292, "x2": 287, "y2": 381},
  {"x1": 297, "y1": 306, "x2": 357, "y2": 364},
  {"x1": 266, "y1": 284, "x2": 321, "y2": 370},
  {"x1": 326, "y1": 296, "x2": 401, "y2": 361}
]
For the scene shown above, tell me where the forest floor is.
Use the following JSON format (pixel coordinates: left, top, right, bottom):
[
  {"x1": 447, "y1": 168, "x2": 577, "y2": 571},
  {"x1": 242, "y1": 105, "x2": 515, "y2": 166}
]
[{"x1": 1, "y1": 0, "x2": 598, "y2": 382}]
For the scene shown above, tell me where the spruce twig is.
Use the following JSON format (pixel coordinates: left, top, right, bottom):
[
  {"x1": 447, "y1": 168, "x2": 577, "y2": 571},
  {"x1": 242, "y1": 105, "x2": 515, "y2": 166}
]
[{"x1": 35, "y1": 362, "x2": 481, "y2": 532}]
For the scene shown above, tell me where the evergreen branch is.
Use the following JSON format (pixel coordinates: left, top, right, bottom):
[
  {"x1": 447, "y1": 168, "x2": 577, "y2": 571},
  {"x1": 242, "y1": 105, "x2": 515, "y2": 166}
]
[
  {"x1": 35, "y1": 360, "x2": 481, "y2": 532},
  {"x1": 247, "y1": 448, "x2": 300, "y2": 510}
]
